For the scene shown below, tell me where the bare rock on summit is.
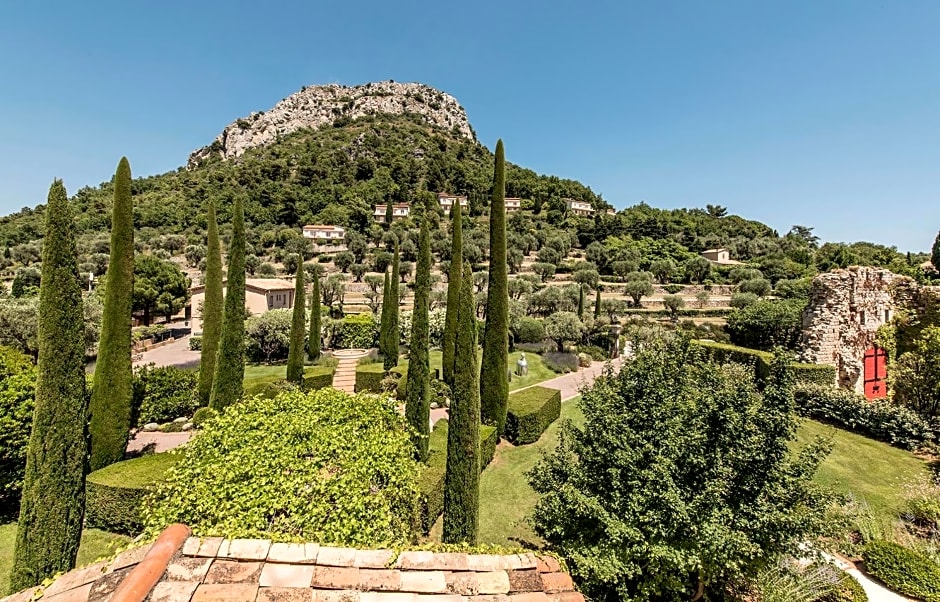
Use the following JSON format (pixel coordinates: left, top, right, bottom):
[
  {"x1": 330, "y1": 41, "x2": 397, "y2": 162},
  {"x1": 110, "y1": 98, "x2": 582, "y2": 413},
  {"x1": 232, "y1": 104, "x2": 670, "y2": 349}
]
[{"x1": 189, "y1": 81, "x2": 475, "y2": 166}]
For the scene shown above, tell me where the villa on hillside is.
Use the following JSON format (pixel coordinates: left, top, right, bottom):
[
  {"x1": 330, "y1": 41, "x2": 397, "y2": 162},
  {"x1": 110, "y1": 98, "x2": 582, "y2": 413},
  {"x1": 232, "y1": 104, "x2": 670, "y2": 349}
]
[
  {"x1": 190, "y1": 277, "x2": 296, "y2": 330},
  {"x1": 374, "y1": 203, "x2": 411, "y2": 223},
  {"x1": 505, "y1": 197, "x2": 522, "y2": 212},
  {"x1": 302, "y1": 224, "x2": 346, "y2": 241},
  {"x1": 701, "y1": 248, "x2": 742, "y2": 265},
  {"x1": 606, "y1": 208, "x2": 617, "y2": 215},
  {"x1": 564, "y1": 198, "x2": 594, "y2": 216},
  {"x1": 436, "y1": 192, "x2": 469, "y2": 212}
]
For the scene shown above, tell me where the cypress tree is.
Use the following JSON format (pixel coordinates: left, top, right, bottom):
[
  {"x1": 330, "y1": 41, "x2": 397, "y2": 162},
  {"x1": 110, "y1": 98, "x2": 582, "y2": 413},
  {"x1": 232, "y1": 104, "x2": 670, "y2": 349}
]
[
  {"x1": 379, "y1": 269, "x2": 392, "y2": 360},
  {"x1": 480, "y1": 140, "x2": 509, "y2": 434},
  {"x1": 441, "y1": 201, "x2": 463, "y2": 387},
  {"x1": 88, "y1": 157, "x2": 135, "y2": 471},
  {"x1": 385, "y1": 201, "x2": 393, "y2": 229},
  {"x1": 932, "y1": 230, "x2": 940, "y2": 273},
  {"x1": 209, "y1": 194, "x2": 246, "y2": 411},
  {"x1": 577, "y1": 285, "x2": 585, "y2": 319},
  {"x1": 443, "y1": 261, "x2": 480, "y2": 544},
  {"x1": 197, "y1": 198, "x2": 223, "y2": 407},
  {"x1": 383, "y1": 238, "x2": 400, "y2": 371},
  {"x1": 308, "y1": 266, "x2": 321, "y2": 360},
  {"x1": 594, "y1": 288, "x2": 602, "y2": 319},
  {"x1": 10, "y1": 181, "x2": 87, "y2": 590},
  {"x1": 286, "y1": 255, "x2": 306, "y2": 383},
  {"x1": 405, "y1": 195, "x2": 432, "y2": 461}
]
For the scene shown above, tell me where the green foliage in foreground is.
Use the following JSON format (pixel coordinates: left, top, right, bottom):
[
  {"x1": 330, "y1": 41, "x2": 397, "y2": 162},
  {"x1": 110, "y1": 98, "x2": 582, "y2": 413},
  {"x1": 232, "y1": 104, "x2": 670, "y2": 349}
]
[
  {"x1": 11, "y1": 181, "x2": 87, "y2": 591},
  {"x1": 85, "y1": 453, "x2": 180, "y2": 535},
  {"x1": 863, "y1": 540, "x2": 940, "y2": 601},
  {"x1": 89, "y1": 157, "x2": 135, "y2": 471},
  {"x1": 143, "y1": 388, "x2": 421, "y2": 545},
  {"x1": 528, "y1": 337, "x2": 834, "y2": 601}
]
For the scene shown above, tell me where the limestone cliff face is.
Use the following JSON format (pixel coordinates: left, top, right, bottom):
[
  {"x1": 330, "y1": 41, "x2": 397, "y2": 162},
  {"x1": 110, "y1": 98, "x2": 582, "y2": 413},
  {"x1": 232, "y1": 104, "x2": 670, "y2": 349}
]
[{"x1": 188, "y1": 81, "x2": 475, "y2": 166}]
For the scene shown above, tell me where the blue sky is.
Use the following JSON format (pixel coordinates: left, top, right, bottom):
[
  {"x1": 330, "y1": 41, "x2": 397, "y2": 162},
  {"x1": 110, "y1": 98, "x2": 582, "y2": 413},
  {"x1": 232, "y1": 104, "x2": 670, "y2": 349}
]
[{"x1": 1, "y1": 1, "x2": 938, "y2": 250}]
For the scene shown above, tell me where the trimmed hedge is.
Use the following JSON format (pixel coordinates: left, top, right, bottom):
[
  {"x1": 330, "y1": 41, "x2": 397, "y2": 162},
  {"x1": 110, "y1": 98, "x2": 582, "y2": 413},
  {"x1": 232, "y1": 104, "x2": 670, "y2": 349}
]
[
  {"x1": 692, "y1": 340, "x2": 836, "y2": 387},
  {"x1": 417, "y1": 420, "x2": 496, "y2": 533},
  {"x1": 85, "y1": 452, "x2": 180, "y2": 534},
  {"x1": 794, "y1": 383, "x2": 935, "y2": 451},
  {"x1": 505, "y1": 386, "x2": 562, "y2": 444},
  {"x1": 356, "y1": 363, "x2": 404, "y2": 393},
  {"x1": 863, "y1": 540, "x2": 940, "y2": 601},
  {"x1": 302, "y1": 365, "x2": 336, "y2": 391}
]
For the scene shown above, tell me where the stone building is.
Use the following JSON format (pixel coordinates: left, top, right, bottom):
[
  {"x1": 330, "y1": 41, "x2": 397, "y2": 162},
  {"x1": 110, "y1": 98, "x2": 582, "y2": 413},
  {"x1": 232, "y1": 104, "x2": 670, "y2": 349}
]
[{"x1": 800, "y1": 266, "x2": 921, "y2": 396}]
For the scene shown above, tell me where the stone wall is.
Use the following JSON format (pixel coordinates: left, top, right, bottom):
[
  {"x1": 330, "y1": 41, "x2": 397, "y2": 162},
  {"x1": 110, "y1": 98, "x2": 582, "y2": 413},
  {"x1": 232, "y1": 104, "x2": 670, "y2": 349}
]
[{"x1": 800, "y1": 266, "x2": 920, "y2": 392}]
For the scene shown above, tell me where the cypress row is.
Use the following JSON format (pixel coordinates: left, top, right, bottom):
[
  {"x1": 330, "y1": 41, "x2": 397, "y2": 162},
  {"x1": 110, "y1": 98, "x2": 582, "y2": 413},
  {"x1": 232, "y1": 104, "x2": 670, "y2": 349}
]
[
  {"x1": 443, "y1": 261, "x2": 480, "y2": 544},
  {"x1": 383, "y1": 238, "x2": 400, "y2": 371},
  {"x1": 286, "y1": 255, "x2": 306, "y2": 383},
  {"x1": 209, "y1": 194, "x2": 246, "y2": 411},
  {"x1": 88, "y1": 157, "x2": 135, "y2": 471},
  {"x1": 441, "y1": 200, "x2": 463, "y2": 387},
  {"x1": 10, "y1": 181, "x2": 87, "y2": 590},
  {"x1": 308, "y1": 265, "x2": 321, "y2": 360},
  {"x1": 480, "y1": 140, "x2": 509, "y2": 434},
  {"x1": 594, "y1": 288, "x2": 602, "y2": 319},
  {"x1": 405, "y1": 195, "x2": 432, "y2": 461},
  {"x1": 197, "y1": 198, "x2": 223, "y2": 407}
]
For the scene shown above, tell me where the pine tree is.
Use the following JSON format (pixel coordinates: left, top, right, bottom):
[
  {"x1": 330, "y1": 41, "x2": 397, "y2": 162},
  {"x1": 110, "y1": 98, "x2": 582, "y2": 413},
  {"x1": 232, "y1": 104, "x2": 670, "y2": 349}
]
[
  {"x1": 383, "y1": 238, "x2": 400, "y2": 371},
  {"x1": 10, "y1": 181, "x2": 87, "y2": 590},
  {"x1": 286, "y1": 255, "x2": 306, "y2": 383},
  {"x1": 308, "y1": 265, "x2": 321, "y2": 360},
  {"x1": 443, "y1": 261, "x2": 480, "y2": 544},
  {"x1": 480, "y1": 140, "x2": 509, "y2": 434},
  {"x1": 209, "y1": 194, "x2": 246, "y2": 411},
  {"x1": 932, "y1": 230, "x2": 940, "y2": 273},
  {"x1": 198, "y1": 198, "x2": 224, "y2": 406},
  {"x1": 88, "y1": 157, "x2": 135, "y2": 471},
  {"x1": 594, "y1": 288, "x2": 602, "y2": 319},
  {"x1": 442, "y1": 201, "x2": 463, "y2": 387},
  {"x1": 405, "y1": 195, "x2": 432, "y2": 461}
]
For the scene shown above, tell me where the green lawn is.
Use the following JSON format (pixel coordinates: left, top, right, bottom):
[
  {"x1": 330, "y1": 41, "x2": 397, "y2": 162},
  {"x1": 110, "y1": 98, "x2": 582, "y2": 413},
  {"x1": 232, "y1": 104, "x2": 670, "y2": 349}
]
[
  {"x1": 795, "y1": 419, "x2": 929, "y2": 523},
  {"x1": 0, "y1": 523, "x2": 130, "y2": 595},
  {"x1": 396, "y1": 350, "x2": 558, "y2": 393}
]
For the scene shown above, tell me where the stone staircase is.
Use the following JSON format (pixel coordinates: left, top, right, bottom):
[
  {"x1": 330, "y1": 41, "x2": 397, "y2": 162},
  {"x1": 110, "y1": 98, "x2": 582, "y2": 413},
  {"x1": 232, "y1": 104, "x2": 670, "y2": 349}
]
[{"x1": 331, "y1": 349, "x2": 371, "y2": 393}]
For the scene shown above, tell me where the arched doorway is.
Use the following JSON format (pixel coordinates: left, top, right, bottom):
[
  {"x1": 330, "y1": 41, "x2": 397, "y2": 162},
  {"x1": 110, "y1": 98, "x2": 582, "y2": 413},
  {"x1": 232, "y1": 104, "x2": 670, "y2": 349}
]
[{"x1": 863, "y1": 346, "x2": 888, "y2": 399}]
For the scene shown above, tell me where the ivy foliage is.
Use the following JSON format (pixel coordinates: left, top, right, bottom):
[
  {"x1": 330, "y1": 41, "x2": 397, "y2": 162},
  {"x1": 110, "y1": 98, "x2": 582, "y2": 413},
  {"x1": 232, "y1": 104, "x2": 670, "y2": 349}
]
[
  {"x1": 143, "y1": 388, "x2": 421, "y2": 545},
  {"x1": 528, "y1": 336, "x2": 834, "y2": 601}
]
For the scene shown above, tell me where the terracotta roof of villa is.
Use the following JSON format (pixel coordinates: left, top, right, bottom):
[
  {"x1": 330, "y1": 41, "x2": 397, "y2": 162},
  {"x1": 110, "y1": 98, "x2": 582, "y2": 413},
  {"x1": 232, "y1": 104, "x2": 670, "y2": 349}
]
[{"x1": 3, "y1": 524, "x2": 584, "y2": 602}]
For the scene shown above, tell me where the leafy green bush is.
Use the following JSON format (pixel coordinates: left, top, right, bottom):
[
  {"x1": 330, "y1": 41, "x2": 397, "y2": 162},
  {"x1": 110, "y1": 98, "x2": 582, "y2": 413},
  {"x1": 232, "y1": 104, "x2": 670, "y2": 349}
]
[
  {"x1": 191, "y1": 407, "x2": 218, "y2": 429},
  {"x1": 578, "y1": 344, "x2": 608, "y2": 361},
  {"x1": 0, "y1": 346, "x2": 36, "y2": 516},
  {"x1": 189, "y1": 335, "x2": 202, "y2": 351},
  {"x1": 417, "y1": 420, "x2": 496, "y2": 534},
  {"x1": 663, "y1": 284, "x2": 684, "y2": 294},
  {"x1": 542, "y1": 351, "x2": 579, "y2": 373},
  {"x1": 863, "y1": 540, "x2": 940, "y2": 601},
  {"x1": 245, "y1": 308, "x2": 292, "y2": 362},
  {"x1": 726, "y1": 299, "x2": 805, "y2": 351},
  {"x1": 132, "y1": 364, "x2": 199, "y2": 426},
  {"x1": 792, "y1": 363, "x2": 836, "y2": 386},
  {"x1": 85, "y1": 453, "x2": 180, "y2": 534},
  {"x1": 794, "y1": 383, "x2": 936, "y2": 451},
  {"x1": 143, "y1": 388, "x2": 421, "y2": 545},
  {"x1": 339, "y1": 313, "x2": 378, "y2": 349},
  {"x1": 818, "y1": 566, "x2": 869, "y2": 602},
  {"x1": 505, "y1": 386, "x2": 561, "y2": 444},
  {"x1": 903, "y1": 478, "x2": 940, "y2": 531},
  {"x1": 515, "y1": 317, "x2": 546, "y2": 344}
]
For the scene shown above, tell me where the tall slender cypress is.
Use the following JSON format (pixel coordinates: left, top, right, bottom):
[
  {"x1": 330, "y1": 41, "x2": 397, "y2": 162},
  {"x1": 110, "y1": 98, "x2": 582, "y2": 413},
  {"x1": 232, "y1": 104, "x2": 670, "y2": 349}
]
[
  {"x1": 10, "y1": 181, "x2": 87, "y2": 590},
  {"x1": 594, "y1": 288, "x2": 602, "y2": 319},
  {"x1": 383, "y1": 238, "x2": 400, "y2": 371},
  {"x1": 577, "y1": 285, "x2": 585, "y2": 319},
  {"x1": 209, "y1": 194, "x2": 246, "y2": 411},
  {"x1": 480, "y1": 140, "x2": 509, "y2": 434},
  {"x1": 197, "y1": 198, "x2": 223, "y2": 407},
  {"x1": 441, "y1": 201, "x2": 463, "y2": 387},
  {"x1": 286, "y1": 256, "x2": 306, "y2": 383},
  {"x1": 443, "y1": 261, "x2": 480, "y2": 544},
  {"x1": 405, "y1": 195, "x2": 432, "y2": 461},
  {"x1": 308, "y1": 266, "x2": 321, "y2": 360},
  {"x1": 88, "y1": 157, "x2": 135, "y2": 471},
  {"x1": 385, "y1": 201, "x2": 394, "y2": 229},
  {"x1": 379, "y1": 270, "x2": 391, "y2": 358}
]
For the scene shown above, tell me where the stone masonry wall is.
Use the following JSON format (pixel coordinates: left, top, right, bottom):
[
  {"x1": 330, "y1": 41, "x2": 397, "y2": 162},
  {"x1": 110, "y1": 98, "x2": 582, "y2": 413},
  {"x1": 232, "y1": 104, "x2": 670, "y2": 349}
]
[{"x1": 800, "y1": 267, "x2": 920, "y2": 393}]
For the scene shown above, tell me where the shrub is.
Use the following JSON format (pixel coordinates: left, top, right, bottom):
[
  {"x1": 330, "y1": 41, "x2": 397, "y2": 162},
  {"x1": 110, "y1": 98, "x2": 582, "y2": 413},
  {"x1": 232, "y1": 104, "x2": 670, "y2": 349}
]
[
  {"x1": 302, "y1": 365, "x2": 335, "y2": 391},
  {"x1": 863, "y1": 540, "x2": 940, "y2": 601},
  {"x1": 85, "y1": 453, "x2": 180, "y2": 534},
  {"x1": 143, "y1": 388, "x2": 421, "y2": 545},
  {"x1": 505, "y1": 386, "x2": 561, "y2": 444},
  {"x1": 693, "y1": 340, "x2": 835, "y2": 389},
  {"x1": 339, "y1": 313, "x2": 378, "y2": 349},
  {"x1": 0, "y1": 346, "x2": 36, "y2": 516},
  {"x1": 903, "y1": 477, "x2": 940, "y2": 531},
  {"x1": 514, "y1": 317, "x2": 545, "y2": 344},
  {"x1": 794, "y1": 383, "x2": 936, "y2": 451},
  {"x1": 356, "y1": 363, "x2": 403, "y2": 393},
  {"x1": 418, "y1": 419, "x2": 497, "y2": 534},
  {"x1": 542, "y1": 351, "x2": 579, "y2": 373},
  {"x1": 577, "y1": 353, "x2": 592, "y2": 368},
  {"x1": 726, "y1": 299, "x2": 804, "y2": 351},
  {"x1": 578, "y1": 344, "x2": 608, "y2": 361},
  {"x1": 191, "y1": 407, "x2": 218, "y2": 429},
  {"x1": 132, "y1": 364, "x2": 199, "y2": 427},
  {"x1": 730, "y1": 292, "x2": 759, "y2": 309},
  {"x1": 189, "y1": 335, "x2": 202, "y2": 351},
  {"x1": 663, "y1": 284, "x2": 684, "y2": 294},
  {"x1": 245, "y1": 309, "x2": 292, "y2": 362}
]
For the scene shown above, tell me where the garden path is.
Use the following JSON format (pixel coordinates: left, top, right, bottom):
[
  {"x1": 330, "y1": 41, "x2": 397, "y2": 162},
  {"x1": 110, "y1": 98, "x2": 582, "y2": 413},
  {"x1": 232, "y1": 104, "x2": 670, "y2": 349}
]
[{"x1": 331, "y1": 348, "x2": 371, "y2": 393}]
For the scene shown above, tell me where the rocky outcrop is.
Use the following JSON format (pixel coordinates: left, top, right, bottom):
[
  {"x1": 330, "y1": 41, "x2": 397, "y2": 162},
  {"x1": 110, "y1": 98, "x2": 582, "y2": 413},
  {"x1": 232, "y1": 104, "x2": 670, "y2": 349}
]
[
  {"x1": 800, "y1": 267, "x2": 921, "y2": 392},
  {"x1": 189, "y1": 81, "x2": 474, "y2": 166}
]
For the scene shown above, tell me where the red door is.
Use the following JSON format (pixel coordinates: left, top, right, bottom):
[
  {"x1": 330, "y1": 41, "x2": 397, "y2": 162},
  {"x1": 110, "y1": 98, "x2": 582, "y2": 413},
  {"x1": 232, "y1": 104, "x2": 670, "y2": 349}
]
[{"x1": 863, "y1": 346, "x2": 888, "y2": 399}]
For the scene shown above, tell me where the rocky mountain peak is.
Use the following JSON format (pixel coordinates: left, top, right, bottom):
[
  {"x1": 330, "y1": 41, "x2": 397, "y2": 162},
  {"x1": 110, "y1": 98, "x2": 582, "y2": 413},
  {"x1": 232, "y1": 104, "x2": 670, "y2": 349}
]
[{"x1": 188, "y1": 81, "x2": 475, "y2": 166}]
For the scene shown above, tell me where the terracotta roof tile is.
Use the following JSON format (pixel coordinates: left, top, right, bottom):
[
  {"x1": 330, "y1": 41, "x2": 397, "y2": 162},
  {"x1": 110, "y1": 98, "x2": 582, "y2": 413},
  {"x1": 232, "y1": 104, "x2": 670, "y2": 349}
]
[
  {"x1": 507, "y1": 569, "x2": 543, "y2": 593},
  {"x1": 164, "y1": 556, "x2": 214, "y2": 581},
  {"x1": 217, "y1": 538, "x2": 272, "y2": 561},
  {"x1": 42, "y1": 564, "x2": 106, "y2": 597},
  {"x1": 149, "y1": 580, "x2": 201, "y2": 602},
  {"x1": 316, "y1": 547, "x2": 358, "y2": 568},
  {"x1": 183, "y1": 537, "x2": 224, "y2": 558},
  {"x1": 315, "y1": 591, "x2": 360, "y2": 602},
  {"x1": 398, "y1": 571, "x2": 446, "y2": 593},
  {"x1": 260, "y1": 564, "x2": 316, "y2": 588},
  {"x1": 352, "y1": 550, "x2": 394, "y2": 569},
  {"x1": 476, "y1": 571, "x2": 511, "y2": 595},
  {"x1": 268, "y1": 543, "x2": 320, "y2": 565},
  {"x1": 42, "y1": 582, "x2": 93, "y2": 602},
  {"x1": 312, "y1": 566, "x2": 360, "y2": 590},
  {"x1": 257, "y1": 587, "x2": 315, "y2": 602},
  {"x1": 191, "y1": 583, "x2": 259, "y2": 601},
  {"x1": 357, "y1": 569, "x2": 402, "y2": 592},
  {"x1": 204, "y1": 559, "x2": 263, "y2": 584},
  {"x1": 538, "y1": 573, "x2": 573, "y2": 594}
]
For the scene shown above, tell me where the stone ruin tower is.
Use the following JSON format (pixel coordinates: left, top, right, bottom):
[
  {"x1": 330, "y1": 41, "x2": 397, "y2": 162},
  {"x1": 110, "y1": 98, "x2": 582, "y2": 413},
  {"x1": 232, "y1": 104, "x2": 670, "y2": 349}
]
[{"x1": 800, "y1": 266, "x2": 921, "y2": 394}]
